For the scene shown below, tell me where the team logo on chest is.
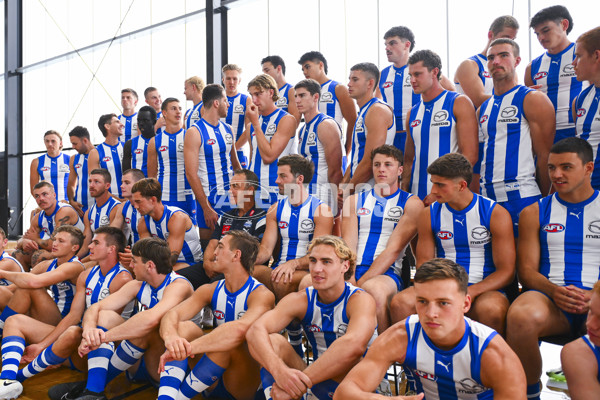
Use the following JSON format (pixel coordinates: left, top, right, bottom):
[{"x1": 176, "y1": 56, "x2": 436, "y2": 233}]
[
  {"x1": 159, "y1": 146, "x2": 168, "y2": 152},
  {"x1": 587, "y1": 220, "x2": 600, "y2": 238},
  {"x1": 482, "y1": 70, "x2": 491, "y2": 78},
  {"x1": 214, "y1": 310, "x2": 225, "y2": 320},
  {"x1": 498, "y1": 106, "x2": 519, "y2": 123},
  {"x1": 178, "y1": 143, "x2": 184, "y2": 152},
  {"x1": 543, "y1": 223, "x2": 565, "y2": 233},
  {"x1": 276, "y1": 97, "x2": 288, "y2": 107},
  {"x1": 41, "y1": 167, "x2": 50, "y2": 172},
  {"x1": 432, "y1": 110, "x2": 450, "y2": 127},
  {"x1": 414, "y1": 369, "x2": 437, "y2": 381},
  {"x1": 385, "y1": 206, "x2": 403, "y2": 222},
  {"x1": 383, "y1": 81, "x2": 394, "y2": 89},
  {"x1": 320, "y1": 92, "x2": 334, "y2": 104},
  {"x1": 300, "y1": 219, "x2": 315, "y2": 233},
  {"x1": 59, "y1": 164, "x2": 70, "y2": 173},
  {"x1": 533, "y1": 71, "x2": 548, "y2": 80},
  {"x1": 357, "y1": 208, "x2": 371, "y2": 216},
  {"x1": 459, "y1": 378, "x2": 488, "y2": 394},
  {"x1": 470, "y1": 226, "x2": 491, "y2": 244},
  {"x1": 306, "y1": 132, "x2": 317, "y2": 146},
  {"x1": 561, "y1": 64, "x2": 576, "y2": 78},
  {"x1": 207, "y1": 139, "x2": 217, "y2": 145},
  {"x1": 234, "y1": 104, "x2": 244, "y2": 114},
  {"x1": 265, "y1": 124, "x2": 277, "y2": 138},
  {"x1": 75, "y1": 163, "x2": 82, "y2": 168},
  {"x1": 355, "y1": 117, "x2": 365, "y2": 134},
  {"x1": 134, "y1": 148, "x2": 144, "y2": 155}
]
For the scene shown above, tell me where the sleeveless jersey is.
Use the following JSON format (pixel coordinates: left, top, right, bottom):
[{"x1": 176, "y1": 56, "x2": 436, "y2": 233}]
[
  {"x1": 129, "y1": 135, "x2": 152, "y2": 176},
  {"x1": 302, "y1": 282, "x2": 377, "y2": 360},
  {"x1": 72, "y1": 153, "x2": 93, "y2": 212},
  {"x1": 121, "y1": 200, "x2": 140, "y2": 244},
  {"x1": 87, "y1": 197, "x2": 120, "y2": 233},
  {"x1": 408, "y1": 90, "x2": 460, "y2": 199},
  {"x1": 0, "y1": 251, "x2": 25, "y2": 286},
  {"x1": 223, "y1": 93, "x2": 249, "y2": 167},
  {"x1": 276, "y1": 83, "x2": 293, "y2": 113},
  {"x1": 379, "y1": 64, "x2": 421, "y2": 151},
  {"x1": 37, "y1": 202, "x2": 84, "y2": 240},
  {"x1": 298, "y1": 113, "x2": 341, "y2": 208},
  {"x1": 530, "y1": 43, "x2": 583, "y2": 134},
  {"x1": 319, "y1": 80, "x2": 343, "y2": 127},
  {"x1": 479, "y1": 85, "x2": 541, "y2": 202},
  {"x1": 275, "y1": 195, "x2": 323, "y2": 268},
  {"x1": 430, "y1": 194, "x2": 496, "y2": 284},
  {"x1": 36, "y1": 153, "x2": 70, "y2": 202},
  {"x1": 211, "y1": 276, "x2": 263, "y2": 326},
  {"x1": 193, "y1": 118, "x2": 235, "y2": 204},
  {"x1": 355, "y1": 188, "x2": 413, "y2": 274},
  {"x1": 349, "y1": 97, "x2": 396, "y2": 180},
  {"x1": 142, "y1": 205, "x2": 203, "y2": 265},
  {"x1": 185, "y1": 102, "x2": 203, "y2": 130},
  {"x1": 538, "y1": 191, "x2": 600, "y2": 290},
  {"x1": 403, "y1": 315, "x2": 496, "y2": 399},
  {"x1": 118, "y1": 113, "x2": 139, "y2": 143},
  {"x1": 96, "y1": 142, "x2": 124, "y2": 198},
  {"x1": 47, "y1": 255, "x2": 82, "y2": 317},
  {"x1": 85, "y1": 263, "x2": 130, "y2": 309},
  {"x1": 154, "y1": 128, "x2": 194, "y2": 203},
  {"x1": 249, "y1": 108, "x2": 296, "y2": 203},
  {"x1": 455, "y1": 54, "x2": 493, "y2": 97},
  {"x1": 136, "y1": 271, "x2": 190, "y2": 311},
  {"x1": 582, "y1": 335, "x2": 600, "y2": 382},
  {"x1": 575, "y1": 85, "x2": 600, "y2": 189}
]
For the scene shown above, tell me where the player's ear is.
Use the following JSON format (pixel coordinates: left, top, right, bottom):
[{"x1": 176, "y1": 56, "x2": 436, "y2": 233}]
[{"x1": 463, "y1": 293, "x2": 472, "y2": 313}]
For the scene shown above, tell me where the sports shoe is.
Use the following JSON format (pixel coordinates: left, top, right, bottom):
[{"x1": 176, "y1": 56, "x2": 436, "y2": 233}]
[
  {"x1": 0, "y1": 379, "x2": 23, "y2": 400},
  {"x1": 47, "y1": 380, "x2": 86, "y2": 400},
  {"x1": 73, "y1": 389, "x2": 108, "y2": 400},
  {"x1": 546, "y1": 367, "x2": 568, "y2": 390}
]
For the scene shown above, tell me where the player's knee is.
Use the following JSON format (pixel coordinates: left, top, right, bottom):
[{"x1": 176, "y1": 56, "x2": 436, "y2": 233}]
[
  {"x1": 4, "y1": 313, "x2": 30, "y2": 330},
  {"x1": 506, "y1": 299, "x2": 545, "y2": 334},
  {"x1": 390, "y1": 289, "x2": 415, "y2": 319},
  {"x1": 269, "y1": 332, "x2": 289, "y2": 353},
  {"x1": 60, "y1": 325, "x2": 83, "y2": 345}
]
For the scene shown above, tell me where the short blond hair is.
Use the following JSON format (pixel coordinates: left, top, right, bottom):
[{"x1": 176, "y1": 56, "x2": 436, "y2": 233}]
[
  {"x1": 247, "y1": 74, "x2": 279, "y2": 102},
  {"x1": 222, "y1": 64, "x2": 242, "y2": 74},
  {"x1": 308, "y1": 235, "x2": 356, "y2": 280},
  {"x1": 185, "y1": 76, "x2": 205, "y2": 92}
]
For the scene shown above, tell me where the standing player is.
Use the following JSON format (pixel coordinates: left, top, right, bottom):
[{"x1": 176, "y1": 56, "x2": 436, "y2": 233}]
[
  {"x1": 145, "y1": 86, "x2": 164, "y2": 132},
  {"x1": 526, "y1": 5, "x2": 584, "y2": 143},
  {"x1": 334, "y1": 258, "x2": 525, "y2": 400},
  {"x1": 68, "y1": 126, "x2": 95, "y2": 217},
  {"x1": 89, "y1": 114, "x2": 125, "y2": 199},
  {"x1": 221, "y1": 64, "x2": 252, "y2": 168},
  {"x1": 183, "y1": 76, "x2": 205, "y2": 130},
  {"x1": 30, "y1": 130, "x2": 70, "y2": 202},
  {"x1": 118, "y1": 88, "x2": 139, "y2": 143},
  {"x1": 122, "y1": 105, "x2": 157, "y2": 176},
  {"x1": 262, "y1": 55, "x2": 301, "y2": 125},
  {"x1": 403, "y1": 50, "x2": 479, "y2": 203}
]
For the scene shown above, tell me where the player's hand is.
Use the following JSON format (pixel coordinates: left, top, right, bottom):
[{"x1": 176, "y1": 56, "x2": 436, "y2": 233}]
[
  {"x1": 271, "y1": 383, "x2": 293, "y2": 400},
  {"x1": 271, "y1": 261, "x2": 297, "y2": 284},
  {"x1": 82, "y1": 327, "x2": 106, "y2": 348},
  {"x1": 202, "y1": 204, "x2": 219, "y2": 231},
  {"x1": 273, "y1": 366, "x2": 312, "y2": 399},
  {"x1": 22, "y1": 343, "x2": 45, "y2": 363},
  {"x1": 70, "y1": 201, "x2": 85, "y2": 218},
  {"x1": 422, "y1": 193, "x2": 437, "y2": 207},
  {"x1": 77, "y1": 338, "x2": 94, "y2": 358},
  {"x1": 395, "y1": 394, "x2": 425, "y2": 399},
  {"x1": 22, "y1": 238, "x2": 39, "y2": 253},
  {"x1": 164, "y1": 335, "x2": 193, "y2": 361},
  {"x1": 119, "y1": 246, "x2": 132, "y2": 268},
  {"x1": 246, "y1": 103, "x2": 260, "y2": 126},
  {"x1": 155, "y1": 117, "x2": 166, "y2": 131},
  {"x1": 552, "y1": 285, "x2": 587, "y2": 314}
]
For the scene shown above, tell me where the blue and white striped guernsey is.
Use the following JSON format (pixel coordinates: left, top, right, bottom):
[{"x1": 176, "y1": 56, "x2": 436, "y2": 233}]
[
  {"x1": 96, "y1": 142, "x2": 124, "y2": 198},
  {"x1": 142, "y1": 205, "x2": 203, "y2": 265},
  {"x1": 211, "y1": 276, "x2": 263, "y2": 326},
  {"x1": 222, "y1": 93, "x2": 249, "y2": 167},
  {"x1": 575, "y1": 84, "x2": 600, "y2": 189},
  {"x1": 36, "y1": 153, "x2": 71, "y2": 202},
  {"x1": 379, "y1": 64, "x2": 421, "y2": 152},
  {"x1": 430, "y1": 194, "x2": 496, "y2": 284},
  {"x1": 530, "y1": 43, "x2": 585, "y2": 141},
  {"x1": 193, "y1": 118, "x2": 235, "y2": 204},
  {"x1": 319, "y1": 80, "x2": 343, "y2": 127},
  {"x1": 455, "y1": 54, "x2": 493, "y2": 97},
  {"x1": 249, "y1": 108, "x2": 296, "y2": 204},
  {"x1": 408, "y1": 90, "x2": 459, "y2": 200},
  {"x1": 129, "y1": 135, "x2": 152, "y2": 176},
  {"x1": 72, "y1": 153, "x2": 93, "y2": 212},
  {"x1": 118, "y1": 113, "x2": 139, "y2": 143},
  {"x1": 154, "y1": 128, "x2": 194, "y2": 203},
  {"x1": 349, "y1": 98, "x2": 396, "y2": 181},
  {"x1": 185, "y1": 102, "x2": 203, "y2": 130},
  {"x1": 276, "y1": 83, "x2": 293, "y2": 113},
  {"x1": 298, "y1": 112, "x2": 342, "y2": 209},
  {"x1": 275, "y1": 195, "x2": 323, "y2": 268},
  {"x1": 87, "y1": 197, "x2": 120, "y2": 233},
  {"x1": 37, "y1": 202, "x2": 84, "y2": 240},
  {"x1": 47, "y1": 255, "x2": 82, "y2": 317},
  {"x1": 136, "y1": 271, "x2": 191, "y2": 311},
  {"x1": 121, "y1": 200, "x2": 140, "y2": 244},
  {"x1": 85, "y1": 263, "x2": 131, "y2": 309},
  {"x1": 355, "y1": 188, "x2": 413, "y2": 274},
  {"x1": 403, "y1": 315, "x2": 496, "y2": 399},
  {"x1": 582, "y1": 335, "x2": 600, "y2": 382},
  {"x1": 0, "y1": 251, "x2": 25, "y2": 286},
  {"x1": 302, "y1": 282, "x2": 377, "y2": 360},
  {"x1": 479, "y1": 85, "x2": 541, "y2": 202},
  {"x1": 538, "y1": 191, "x2": 600, "y2": 290}
]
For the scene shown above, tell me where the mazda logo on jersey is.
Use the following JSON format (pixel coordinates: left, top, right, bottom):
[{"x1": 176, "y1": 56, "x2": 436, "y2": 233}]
[
  {"x1": 543, "y1": 223, "x2": 565, "y2": 233},
  {"x1": 159, "y1": 146, "x2": 168, "y2": 152},
  {"x1": 214, "y1": 310, "x2": 225, "y2": 320},
  {"x1": 563, "y1": 64, "x2": 575, "y2": 74},
  {"x1": 234, "y1": 105, "x2": 244, "y2": 114},
  {"x1": 577, "y1": 108, "x2": 586, "y2": 117},
  {"x1": 276, "y1": 97, "x2": 287, "y2": 107},
  {"x1": 588, "y1": 220, "x2": 600, "y2": 234},
  {"x1": 100, "y1": 288, "x2": 110, "y2": 299},
  {"x1": 300, "y1": 219, "x2": 314, "y2": 230},
  {"x1": 500, "y1": 106, "x2": 517, "y2": 118},
  {"x1": 533, "y1": 71, "x2": 548, "y2": 80},
  {"x1": 320, "y1": 92, "x2": 333, "y2": 103},
  {"x1": 134, "y1": 149, "x2": 144, "y2": 154},
  {"x1": 405, "y1": 75, "x2": 411, "y2": 85},
  {"x1": 100, "y1": 216, "x2": 110, "y2": 225},
  {"x1": 383, "y1": 81, "x2": 393, "y2": 89},
  {"x1": 59, "y1": 165, "x2": 69, "y2": 172},
  {"x1": 411, "y1": 119, "x2": 421, "y2": 128},
  {"x1": 387, "y1": 207, "x2": 403, "y2": 218},
  {"x1": 225, "y1": 134, "x2": 233, "y2": 145},
  {"x1": 178, "y1": 143, "x2": 184, "y2": 152},
  {"x1": 278, "y1": 221, "x2": 289, "y2": 229},
  {"x1": 471, "y1": 226, "x2": 490, "y2": 240},
  {"x1": 357, "y1": 208, "x2": 371, "y2": 216},
  {"x1": 480, "y1": 115, "x2": 488, "y2": 123},
  {"x1": 207, "y1": 139, "x2": 217, "y2": 145},
  {"x1": 337, "y1": 323, "x2": 348, "y2": 336},
  {"x1": 102, "y1": 156, "x2": 111, "y2": 162},
  {"x1": 266, "y1": 124, "x2": 277, "y2": 136},
  {"x1": 458, "y1": 378, "x2": 488, "y2": 394},
  {"x1": 433, "y1": 110, "x2": 448, "y2": 122},
  {"x1": 41, "y1": 167, "x2": 50, "y2": 171},
  {"x1": 437, "y1": 231, "x2": 453, "y2": 240}
]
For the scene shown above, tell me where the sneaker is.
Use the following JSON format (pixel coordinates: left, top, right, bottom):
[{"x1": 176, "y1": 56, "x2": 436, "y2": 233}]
[
  {"x1": 546, "y1": 368, "x2": 568, "y2": 390},
  {"x1": 73, "y1": 389, "x2": 108, "y2": 400},
  {"x1": 0, "y1": 379, "x2": 23, "y2": 400},
  {"x1": 202, "y1": 307, "x2": 214, "y2": 329},
  {"x1": 47, "y1": 380, "x2": 86, "y2": 400},
  {"x1": 375, "y1": 378, "x2": 392, "y2": 396}
]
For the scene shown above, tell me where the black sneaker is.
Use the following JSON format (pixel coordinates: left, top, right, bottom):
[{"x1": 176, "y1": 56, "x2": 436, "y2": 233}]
[
  {"x1": 73, "y1": 389, "x2": 107, "y2": 400},
  {"x1": 47, "y1": 380, "x2": 86, "y2": 400}
]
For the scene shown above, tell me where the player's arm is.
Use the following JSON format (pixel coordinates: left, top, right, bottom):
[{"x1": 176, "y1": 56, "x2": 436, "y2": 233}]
[
  {"x1": 320, "y1": 119, "x2": 344, "y2": 185},
  {"x1": 137, "y1": 217, "x2": 151, "y2": 238},
  {"x1": 286, "y1": 87, "x2": 301, "y2": 128},
  {"x1": 358, "y1": 196, "x2": 421, "y2": 284},
  {"x1": 333, "y1": 321, "x2": 414, "y2": 400},
  {"x1": 454, "y1": 60, "x2": 491, "y2": 109},
  {"x1": 203, "y1": 231, "x2": 220, "y2": 277},
  {"x1": 341, "y1": 194, "x2": 358, "y2": 252},
  {"x1": 524, "y1": 63, "x2": 534, "y2": 88},
  {"x1": 561, "y1": 338, "x2": 600, "y2": 400},
  {"x1": 349, "y1": 105, "x2": 393, "y2": 186},
  {"x1": 336, "y1": 84, "x2": 357, "y2": 154},
  {"x1": 480, "y1": 335, "x2": 526, "y2": 399},
  {"x1": 0, "y1": 260, "x2": 83, "y2": 289},
  {"x1": 401, "y1": 110, "x2": 414, "y2": 192},
  {"x1": 252, "y1": 113, "x2": 296, "y2": 164},
  {"x1": 77, "y1": 210, "x2": 92, "y2": 259},
  {"x1": 87, "y1": 148, "x2": 100, "y2": 171},
  {"x1": 229, "y1": 137, "x2": 242, "y2": 171},
  {"x1": 468, "y1": 204, "x2": 515, "y2": 299},
  {"x1": 165, "y1": 212, "x2": 190, "y2": 265},
  {"x1": 524, "y1": 91, "x2": 555, "y2": 196},
  {"x1": 121, "y1": 140, "x2": 133, "y2": 172},
  {"x1": 415, "y1": 206, "x2": 435, "y2": 266},
  {"x1": 29, "y1": 158, "x2": 39, "y2": 195},
  {"x1": 56, "y1": 206, "x2": 81, "y2": 228},
  {"x1": 255, "y1": 203, "x2": 279, "y2": 265},
  {"x1": 67, "y1": 156, "x2": 84, "y2": 217},
  {"x1": 146, "y1": 138, "x2": 158, "y2": 178},
  {"x1": 440, "y1": 75, "x2": 456, "y2": 91},
  {"x1": 110, "y1": 203, "x2": 126, "y2": 230},
  {"x1": 304, "y1": 290, "x2": 377, "y2": 385},
  {"x1": 454, "y1": 95, "x2": 479, "y2": 168},
  {"x1": 572, "y1": 98, "x2": 579, "y2": 130}
]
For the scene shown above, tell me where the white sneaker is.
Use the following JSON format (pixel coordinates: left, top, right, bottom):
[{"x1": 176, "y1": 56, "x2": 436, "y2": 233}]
[{"x1": 0, "y1": 379, "x2": 23, "y2": 399}]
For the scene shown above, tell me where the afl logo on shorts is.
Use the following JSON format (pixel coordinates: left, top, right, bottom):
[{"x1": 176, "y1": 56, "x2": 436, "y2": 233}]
[
  {"x1": 533, "y1": 71, "x2": 548, "y2": 80},
  {"x1": 480, "y1": 115, "x2": 488, "y2": 123},
  {"x1": 383, "y1": 81, "x2": 393, "y2": 89},
  {"x1": 543, "y1": 224, "x2": 565, "y2": 233},
  {"x1": 411, "y1": 119, "x2": 421, "y2": 128},
  {"x1": 278, "y1": 221, "x2": 289, "y2": 229},
  {"x1": 577, "y1": 108, "x2": 586, "y2": 117},
  {"x1": 102, "y1": 157, "x2": 112, "y2": 162},
  {"x1": 437, "y1": 231, "x2": 453, "y2": 240},
  {"x1": 357, "y1": 208, "x2": 371, "y2": 216},
  {"x1": 214, "y1": 310, "x2": 225, "y2": 320},
  {"x1": 207, "y1": 139, "x2": 216, "y2": 145},
  {"x1": 159, "y1": 146, "x2": 168, "y2": 152},
  {"x1": 134, "y1": 149, "x2": 144, "y2": 154}
]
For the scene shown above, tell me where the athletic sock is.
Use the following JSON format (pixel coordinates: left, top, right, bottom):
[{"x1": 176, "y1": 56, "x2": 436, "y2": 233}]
[
  {"x1": 85, "y1": 326, "x2": 114, "y2": 393},
  {"x1": 105, "y1": 340, "x2": 145, "y2": 383},
  {"x1": 0, "y1": 336, "x2": 26, "y2": 380},
  {"x1": 177, "y1": 354, "x2": 225, "y2": 400},
  {"x1": 157, "y1": 358, "x2": 188, "y2": 400},
  {"x1": 526, "y1": 382, "x2": 541, "y2": 400},
  {"x1": 260, "y1": 367, "x2": 275, "y2": 400},
  {"x1": 287, "y1": 321, "x2": 304, "y2": 358},
  {"x1": 0, "y1": 306, "x2": 18, "y2": 334},
  {"x1": 16, "y1": 344, "x2": 66, "y2": 382}
]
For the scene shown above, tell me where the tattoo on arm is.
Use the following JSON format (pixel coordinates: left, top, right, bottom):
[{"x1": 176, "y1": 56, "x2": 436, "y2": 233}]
[{"x1": 57, "y1": 215, "x2": 71, "y2": 226}]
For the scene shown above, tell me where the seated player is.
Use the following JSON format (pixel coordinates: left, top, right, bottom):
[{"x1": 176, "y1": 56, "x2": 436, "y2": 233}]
[
  {"x1": 246, "y1": 235, "x2": 377, "y2": 400},
  {"x1": 391, "y1": 153, "x2": 515, "y2": 335},
  {"x1": 0, "y1": 227, "x2": 131, "y2": 399},
  {"x1": 0, "y1": 227, "x2": 25, "y2": 306},
  {"x1": 157, "y1": 230, "x2": 275, "y2": 400},
  {"x1": 342, "y1": 145, "x2": 422, "y2": 333},
  {"x1": 334, "y1": 258, "x2": 526, "y2": 400}
]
